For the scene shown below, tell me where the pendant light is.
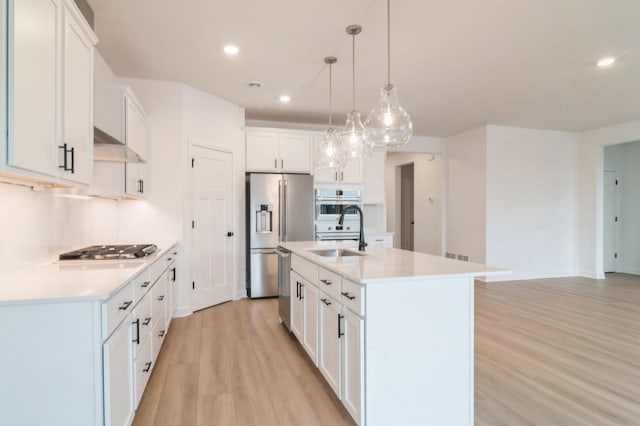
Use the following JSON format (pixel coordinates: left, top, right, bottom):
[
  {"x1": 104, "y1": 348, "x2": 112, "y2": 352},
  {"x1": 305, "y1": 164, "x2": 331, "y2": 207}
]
[
  {"x1": 316, "y1": 56, "x2": 347, "y2": 170},
  {"x1": 364, "y1": 0, "x2": 413, "y2": 147},
  {"x1": 340, "y1": 25, "x2": 374, "y2": 159}
]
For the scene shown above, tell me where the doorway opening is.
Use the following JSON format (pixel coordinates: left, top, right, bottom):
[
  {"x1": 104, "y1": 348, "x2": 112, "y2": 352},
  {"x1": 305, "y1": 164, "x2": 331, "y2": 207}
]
[{"x1": 400, "y1": 163, "x2": 415, "y2": 251}]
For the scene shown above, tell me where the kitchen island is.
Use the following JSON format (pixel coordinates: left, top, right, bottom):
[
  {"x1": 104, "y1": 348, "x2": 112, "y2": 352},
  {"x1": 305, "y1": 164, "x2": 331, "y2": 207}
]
[{"x1": 278, "y1": 241, "x2": 508, "y2": 426}]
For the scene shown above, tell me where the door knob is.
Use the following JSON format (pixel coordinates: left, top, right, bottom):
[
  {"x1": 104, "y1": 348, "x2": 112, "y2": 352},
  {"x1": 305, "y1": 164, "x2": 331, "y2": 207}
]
[{"x1": 227, "y1": 232, "x2": 234, "y2": 237}]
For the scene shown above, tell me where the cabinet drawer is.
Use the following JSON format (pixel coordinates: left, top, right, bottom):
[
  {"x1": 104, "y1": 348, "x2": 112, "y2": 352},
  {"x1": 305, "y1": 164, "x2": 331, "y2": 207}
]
[
  {"x1": 102, "y1": 282, "x2": 135, "y2": 339},
  {"x1": 367, "y1": 233, "x2": 393, "y2": 248},
  {"x1": 151, "y1": 276, "x2": 167, "y2": 324},
  {"x1": 341, "y1": 279, "x2": 365, "y2": 316},
  {"x1": 318, "y1": 267, "x2": 341, "y2": 300},
  {"x1": 132, "y1": 293, "x2": 152, "y2": 359},
  {"x1": 133, "y1": 268, "x2": 152, "y2": 305},
  {"x1": 134, "y1": 336, "x2": 153, "y2": 408},
  {"x1": 292, "y1": 254, "x2": 318, "y2": 285},
  {"x1": 152, "y1": 313, "x2": 167, "y2": 362}
]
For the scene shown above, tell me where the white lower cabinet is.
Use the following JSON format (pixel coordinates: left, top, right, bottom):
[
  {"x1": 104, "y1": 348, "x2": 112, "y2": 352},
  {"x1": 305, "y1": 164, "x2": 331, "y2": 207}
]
[
  {"x1": 103, "y1": 319, "x2": 134, "y2": 426},
  {"x1": 134, "y1": 336, "x2": 153, "y2": 407},
  {"x1": 318, "y1": 294, "x2": 342, "y2": 398},
  {"x1": 290, "y1": 256, "x2": 365, "y2": 425},
  {"x1": 341, "y1": 308, "x2": 364, "y2": 424}
]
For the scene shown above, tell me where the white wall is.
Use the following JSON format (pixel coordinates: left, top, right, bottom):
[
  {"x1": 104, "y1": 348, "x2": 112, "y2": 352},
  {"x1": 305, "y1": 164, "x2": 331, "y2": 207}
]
[
  {"x1": 386, "y1": 152, "x2": 444, "y2": 255},
  {"x1": 604, "y1": 141, "x2": 640, "y2": 275},
  {"x1": 485, "y1": 125, "x2": 579, "y2": 280},
  {"x1": 446, "y1": 127, "x2": 487, "y2": 263},
  {"x1": 578, "y1": 119, "x2": 640, "y2": 278},
  {"x1": 0, "y1": 183, "x2": 118, "y2": 272}
]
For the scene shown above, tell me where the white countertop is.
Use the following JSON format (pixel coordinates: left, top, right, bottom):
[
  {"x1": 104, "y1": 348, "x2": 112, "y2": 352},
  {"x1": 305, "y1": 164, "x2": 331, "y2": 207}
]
[
  {"x1": 280, "y1": 241, "x2": 509, "y2": 284},
  {"x1": 0, "y1": 243, "x2": 177, "y2": 306}
]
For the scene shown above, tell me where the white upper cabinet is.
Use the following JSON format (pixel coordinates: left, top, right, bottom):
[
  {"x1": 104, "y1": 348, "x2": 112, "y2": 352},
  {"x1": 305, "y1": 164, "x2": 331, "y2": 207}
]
[
  {"x1": 313, "y1": 135, "x2": 363, "y2": 185},
  {"x1": 246, "y1": 128, "x2": 311, "y2": 173},
  {"x1": 94, "y1": 84, "x2": 149, "y2": 199},
  {"x1": 60, "y1": 0, "x2": 95, "y2": 185},
  {"x1": 362, "y1": 150, "x2": 386, "y2": 204},
  {"x1": 2, "y1": 0, "x2": 97, "y2": 185}
]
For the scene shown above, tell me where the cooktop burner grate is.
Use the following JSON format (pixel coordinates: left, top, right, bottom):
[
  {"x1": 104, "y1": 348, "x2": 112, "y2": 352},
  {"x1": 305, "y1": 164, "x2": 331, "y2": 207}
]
[{"x1": 59, "y1": 244, "x2": 158, "y2": 260}]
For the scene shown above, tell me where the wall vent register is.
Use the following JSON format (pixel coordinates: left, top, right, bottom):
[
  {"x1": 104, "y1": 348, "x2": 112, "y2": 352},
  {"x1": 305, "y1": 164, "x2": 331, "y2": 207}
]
[{"x1": 59, "y1": 244, "x2": 158, "y2": 260}]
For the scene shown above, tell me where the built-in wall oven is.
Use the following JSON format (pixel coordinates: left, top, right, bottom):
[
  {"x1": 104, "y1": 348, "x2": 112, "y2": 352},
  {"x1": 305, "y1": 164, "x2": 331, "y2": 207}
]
[
  {"x1": 314, "y1": 189, "x2": 362, "y2": 241},
  {"x1": 315, "y1": 189, "x2": 362, "y2": 221}
]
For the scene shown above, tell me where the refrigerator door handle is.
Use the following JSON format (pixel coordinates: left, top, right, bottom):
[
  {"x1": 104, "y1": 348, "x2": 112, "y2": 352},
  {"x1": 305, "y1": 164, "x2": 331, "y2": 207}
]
[
  {"x1": 283, "y1": 179, "x2": 288, "y2": 241},
  {"x1": 278, "y1": 179, "x2": 282, "y2": 241}
]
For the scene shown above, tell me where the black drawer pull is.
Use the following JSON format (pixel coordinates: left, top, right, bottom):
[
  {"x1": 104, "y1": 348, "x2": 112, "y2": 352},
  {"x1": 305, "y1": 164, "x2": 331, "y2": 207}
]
[
  {"x1": 158, "y1": 295, "x2": 165, "y2": 301},
  {"x1": 132, "y1": 319, "x2": 140, "y2": 344},
  {"x1": 143, "y1": 362, "x2": 152, "y2": 373},
  {"x1": 167, "y1": 257, "x2": 173, "y2": 262},
  {"x1": 320, "y1": 298, "x2": 331, "y2": 306},
  {"x1": 171, "y1": 267, "x2": 176, "y2": 281},
  {"x1": 142, "y1": 317, "x2": 151, "y2": 326},
  {"x1": 159, "y1": 330, "x2": 165, "y2": 337},
  {"x1": 141, "y1": 281, "x2": 151, "y2": 288},
  {"x1": 119, "y1": 300, "x2": 133, "y2": 310},
  {"x1": 320, "y1": 279, "x2": 332, "y2": 286},
  {"x1": 172, "y1": 251, "x2": 177, "y2": 255},
  {"x1": 338, "y1": 314, "x2": 344, "y2": 338},
  {"x1": 341, "y1": 292, "x2": 356, "y2": 300}
]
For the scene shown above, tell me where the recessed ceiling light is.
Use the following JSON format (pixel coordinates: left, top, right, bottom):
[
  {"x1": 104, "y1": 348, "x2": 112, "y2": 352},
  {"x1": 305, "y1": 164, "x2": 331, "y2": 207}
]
[
  {"x1": 597, "y1": 57, "x2": 616, "y2": 67},
  {"x1": 224, "y1": 45, "x2": 239, "y2": 55},
  {"x1": 279, "y1": 95, "x2": 291, "y2": 103}
]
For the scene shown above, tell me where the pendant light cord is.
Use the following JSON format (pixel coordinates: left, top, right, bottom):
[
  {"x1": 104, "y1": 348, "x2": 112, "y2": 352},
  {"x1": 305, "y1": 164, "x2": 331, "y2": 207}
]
[
  {"x1": 387, "y1": 0, "x2": 391, "y2": 85},
  {"x1": 329, "y1": 62, "x2": 333, "y2": 127},
  {"x1": 352, "y1": 34, "x2": 356, "y2": 110}
]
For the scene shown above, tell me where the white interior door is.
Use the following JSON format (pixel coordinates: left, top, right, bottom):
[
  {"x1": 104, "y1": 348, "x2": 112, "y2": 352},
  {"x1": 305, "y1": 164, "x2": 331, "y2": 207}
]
[
  {"x1": 192, "y1": 145, "x2": 234, "y2": 311},
  {"x1": 604, "y1": 171, "x2": 618, "y2": 273}
]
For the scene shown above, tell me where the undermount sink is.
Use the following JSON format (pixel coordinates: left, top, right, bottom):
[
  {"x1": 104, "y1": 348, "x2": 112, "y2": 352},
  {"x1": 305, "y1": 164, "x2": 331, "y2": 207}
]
[{"x1": 308, "y1": 248, "x2": 366, "y2": 258}]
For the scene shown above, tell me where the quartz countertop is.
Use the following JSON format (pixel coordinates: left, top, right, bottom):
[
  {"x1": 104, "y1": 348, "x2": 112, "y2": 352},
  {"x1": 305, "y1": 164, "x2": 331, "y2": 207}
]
[
  {"x1": 0, "y1": 242, "x2": 177, "y2": 305},
  {"x1": 279, "y1": 240, "x2": 509, "y2": 284}
]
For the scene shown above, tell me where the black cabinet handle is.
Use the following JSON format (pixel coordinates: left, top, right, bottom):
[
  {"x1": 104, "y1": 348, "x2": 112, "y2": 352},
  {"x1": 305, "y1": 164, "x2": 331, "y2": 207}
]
[
  {"x1": 158, "y1": 295, "x2": 165, "y2": 301},
  {"x1": 172, "y1": 251, "x2": 177, "y2": 255},
  {"x1": 141, "y1": 281, "x2": 150, "y2": 288},
  {"x1": 59, "y1": 144, "x2": 74, "y2": 172},
  {"x1": 275, "y1": 158, "x2": 277, "y2": 168},
  {"x1": 281, "y1": 159, "x2": 283, "y2": 169},
  {"x1": 133, "y1": 319, "x2": 140, "y2": 344},
  {"x1": 159, "y1": 330, "x2": 165, "y2": 337},
  {"x1": 341, "y1": 291, "x2": 356, "y2": 300},
  {"x1": 227, "y1": 231, "x2": 234, "y2": 237},
  {"x1": 119, "y1": 300, "x2": 133, "y2": 310},
  {"x1": 299, "y1": 283, "x2": 304, "y2": 300},
  {"x1": 321, "y1": 298, "x2": 331, "y2": 306},
  {"x1": 171, "y1": 267, "x2": 176, "y2": 281},
  {"x1": 143, "y1": 362, "x2": 152, "y2": 373},
  {"x1": 142, "y1": 317, "x2": 151, "y2": 326},
  {"x1": 320, "y1": 279, "x2": 332, "y2": 286},
  {"x1": 296, "y1": 281, "x2": 300, "y2": 299},
  {"x1": 338, "y1": 314, "x2": 344, "y2": 338},
  {"x1": 167, "y1": 257, "x2": 173, "y2": 262}
]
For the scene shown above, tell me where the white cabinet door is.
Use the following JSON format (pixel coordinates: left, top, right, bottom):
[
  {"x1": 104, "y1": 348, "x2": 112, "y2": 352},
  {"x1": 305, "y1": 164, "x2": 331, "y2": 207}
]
[
  {"x1": 8, "y1": 0, "x2": 60, "y2": 178},
  {"x1": 319, "y1": 294, "x2": 341, "y2": 398},
  {"x1": 342, "y1": 309, "x2": 364, "y2": 425},
  {"x1": 60, "y1": 2, "x2": 94, "y2": 185},
  {"x1": 103, "y1": 319, "x2": 134, "y2": 426},
  {"x1": 279, "y1": 133, "x2": 311, "y2": 173},
  {"x1": 340, "y1": 158, "x2": 363, "y2": 184},
  {"x1": 362, "y1": 150, "x2": 386, "y2": 203},
  {"x1": 246, "y1": 131, "x2": 279, "y2": 171},
  {"x1": 290, "y1": 271, "x2": 304, "y2": 340},
  {"x1": 124, "y1": 96, "x2": 148, "y2": 197},
  {"x1": 302, "y1": 282, "x2": 319, "y2": 365}
]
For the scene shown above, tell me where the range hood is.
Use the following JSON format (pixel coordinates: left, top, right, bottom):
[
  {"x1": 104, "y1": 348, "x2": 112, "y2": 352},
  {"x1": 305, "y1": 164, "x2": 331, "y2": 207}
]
[{"x1": 93, "y1": 127, "x2": 145, "y2": 163}]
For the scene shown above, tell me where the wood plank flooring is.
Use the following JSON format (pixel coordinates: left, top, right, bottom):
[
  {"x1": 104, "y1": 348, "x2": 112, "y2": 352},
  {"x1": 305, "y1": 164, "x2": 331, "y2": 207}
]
[
  {"x1": 134, "y1": 273, "x2": 640, "y2": 425},
  {"x1": 133, "y1": 297, "x2": 354, "y2": 426},
  {"x1": 475, "y1": 273, "x2": 640, "y2": 425}
]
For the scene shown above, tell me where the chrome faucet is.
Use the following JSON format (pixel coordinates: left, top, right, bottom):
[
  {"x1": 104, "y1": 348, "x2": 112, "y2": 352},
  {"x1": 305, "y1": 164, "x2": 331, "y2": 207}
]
[{"x1": 338, "y1": 205, "x2": 367, "y2": 251}]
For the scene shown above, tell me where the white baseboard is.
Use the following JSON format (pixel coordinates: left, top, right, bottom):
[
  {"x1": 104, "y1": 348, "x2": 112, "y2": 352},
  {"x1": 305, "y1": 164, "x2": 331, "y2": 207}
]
[
  {"x1": 616, "y1": 266, "x2": 640, "y2": 276},
  {"x1": 482, "y1": 271, "x2": 578, "y2": 282},
  {"x1": 173, "y1": 306, "x2": 193, "y2": 318}
]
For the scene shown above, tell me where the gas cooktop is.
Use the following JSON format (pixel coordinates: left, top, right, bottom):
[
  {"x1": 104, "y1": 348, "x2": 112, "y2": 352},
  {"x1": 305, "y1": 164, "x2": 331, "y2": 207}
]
[{"x1": 58, "y1": 244, "x2": 158, "y2": 260}]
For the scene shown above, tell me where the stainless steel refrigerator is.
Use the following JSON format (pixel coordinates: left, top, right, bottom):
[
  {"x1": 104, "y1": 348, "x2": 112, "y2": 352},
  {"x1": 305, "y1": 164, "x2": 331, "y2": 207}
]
[{"x1": 246, "y1": 173, "x2": 314, "y2": 298}]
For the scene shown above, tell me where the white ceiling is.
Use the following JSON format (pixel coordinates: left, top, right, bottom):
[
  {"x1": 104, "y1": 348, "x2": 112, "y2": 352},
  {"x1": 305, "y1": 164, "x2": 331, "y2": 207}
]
[{"x1": 87, "y1": 0, "x2": 640, "y2": 137}]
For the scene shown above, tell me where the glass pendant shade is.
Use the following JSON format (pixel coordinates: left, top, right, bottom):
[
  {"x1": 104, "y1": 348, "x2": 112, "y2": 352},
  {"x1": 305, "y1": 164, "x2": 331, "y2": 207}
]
[
  {"x1": 340, "y1": 111, "x2": 373, "y2": 159},
  {"x1": 364, "y1": 84, "x2": 413, "y2": 147},
  {"x1": 316, "y1": 127, "x2": 347, "y2": 169}
]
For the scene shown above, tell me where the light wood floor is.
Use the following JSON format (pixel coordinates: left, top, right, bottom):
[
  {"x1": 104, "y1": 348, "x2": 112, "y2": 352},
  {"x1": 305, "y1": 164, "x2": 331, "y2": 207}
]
[{"x1": 134, "y1": 274, "x2": 640, "y2": 425}]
